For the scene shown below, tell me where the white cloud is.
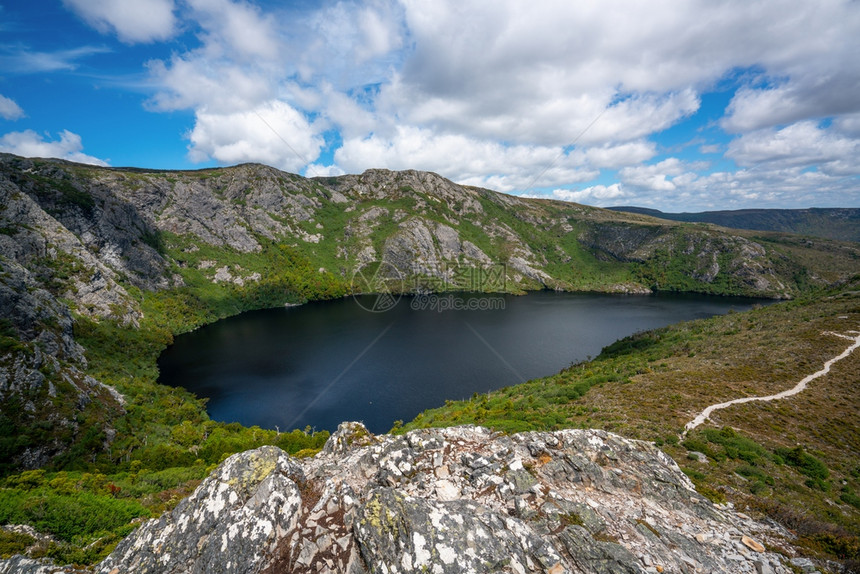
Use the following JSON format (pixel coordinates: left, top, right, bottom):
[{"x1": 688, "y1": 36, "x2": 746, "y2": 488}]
[
  {"x1": 591, "y1": 157, "x2": 860, "y2": 211},
  {"x1": 296, "y1": 2, "x2": 406, "y2": 88},
  {"x1": 0, "y1": 46, "x2": 110, "y2": 74},
  {"x1": 677, "y1": 168, "x2": 859, "y2": 210},
  {"x1": 0, "y1": 130, "x2": 108, "y2": 166},
  {"x1": 834, "y1": 113, "x2": 860, "y2": 137},
  {"x1": 581, "y1": 141, "x2": 657, "y2": 169},
  {"x1": 0, "y1": 95, "x2": 24, "y2": 120},
  {"x1": 722, "y1": 76, "x2": 860, "y2": 133},
  {"x1": 63, "y1": 0, "x2": 177, "y2": 43},
  {"x1": 387, "y1": 0, "x2": 857, "y2": 144},
  {"x1": 726, "y1": 121, "x2": 860, "y2": 176},
  {"x1": 538, "y1": 184, "x2": 628, "y2": 205},
  {"x1": 186, "y1": 0, "x2": 280, "y2": 60},
  {"x1": 719, "y1": 2, "x2": 860, "y2": 131},
  {"x1": 334, "y1": 125, "x2": 598, "y2": 192},
  {"x1": 306, "y1": 163, "x2": 345, "y2": 178},
  {"x1": 147, "y1": 56, "x2": 274, "y2": 113},
  {"x1": 132, "y1": 0, "x2": 860, "y2": 210},
  {"x1": 356, "y1": 5, "x2": 404, "y2": 63},
  {"x1": 186, "y1": 100, "x2": 323, "y2": 172},
  {"x1": 620, "y1": 158, "x2": 693, "y2": 192}
]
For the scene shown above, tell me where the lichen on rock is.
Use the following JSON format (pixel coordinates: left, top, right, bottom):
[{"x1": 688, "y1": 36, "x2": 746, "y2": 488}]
[{"x1": 79, "y1": 424, "x2": 797, "y2": 573}]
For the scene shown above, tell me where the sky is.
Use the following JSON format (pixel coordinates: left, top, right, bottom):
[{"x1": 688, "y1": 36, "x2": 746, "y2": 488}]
[{"x1": 1, "y1": 1, "x2": 859, "y2": 211}]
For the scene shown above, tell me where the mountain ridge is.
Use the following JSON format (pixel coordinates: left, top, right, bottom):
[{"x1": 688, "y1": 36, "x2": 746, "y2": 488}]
[{"x1": 608, "y1": 206, "x2": 860, "y2": 243}]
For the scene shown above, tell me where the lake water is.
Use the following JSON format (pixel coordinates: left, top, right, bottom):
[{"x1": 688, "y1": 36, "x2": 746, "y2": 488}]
[{"x1": 158, "y1": 291, "x2": 762, "y2": 433}]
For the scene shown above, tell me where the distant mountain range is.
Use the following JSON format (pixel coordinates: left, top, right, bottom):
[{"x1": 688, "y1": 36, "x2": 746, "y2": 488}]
[{"x1": 607, "y1": 206, "x2": 860, "y2": 242}]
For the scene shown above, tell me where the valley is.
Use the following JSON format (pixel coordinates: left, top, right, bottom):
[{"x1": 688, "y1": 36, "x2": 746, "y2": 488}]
[{"x1": 0, "y1": 154, "x2": 858, "y2": 571}]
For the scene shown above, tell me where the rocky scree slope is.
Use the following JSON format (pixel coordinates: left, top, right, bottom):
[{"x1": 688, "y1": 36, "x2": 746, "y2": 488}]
[{"x1": 5, "y1": 423, "x2": 801, "y2": 574}]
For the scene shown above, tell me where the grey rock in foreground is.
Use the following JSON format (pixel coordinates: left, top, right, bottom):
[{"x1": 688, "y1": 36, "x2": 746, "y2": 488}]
[{"x1": 92, "y1": 423, "x2": 795, "y2": 574}]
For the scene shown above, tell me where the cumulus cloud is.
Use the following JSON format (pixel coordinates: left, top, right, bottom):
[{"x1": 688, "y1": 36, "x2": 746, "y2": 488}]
[
  {"x1": 0, "y1": 130, "x2": 108, "y2": 166},
  {"x1": 296, "y1": 2, "x2": 406, "y2": 88},
  {"x1": 726, "y1": 121, "x2": 860, "y2": 176},
  {"x1": 387, "y1": 1, "x2": 855, "y2": 143},
  {"x1": 537, "y1": 184, "x2": 629, "y2": 205},
  {"x1": 147, "y1": 56, "x2": 274, "y2": 113},
  {"x1": 132, "y1": 0, "x2": 859, "y2": 209},
  {"x1": 573, "y1": 155, "x2": 860, "y2": 210},
  {"x1": 723, "y1": 76, "x2": 860, "y2": 133},
  {"x1": 834, "y1": 113, "x2": 860, "y2": 137},
  {"x1": 720, "y1": 0, "x2": 860, "y2": 133},
  {"x1": 677, "y1": 168, "x2": 859, "y2": 210},
  {"x1": 0, "y1": 95, "x2": 24, "y2": 120},
  {"x1": 619, "y1": 158, "x2": 696, "y2": 193},
  {"x1": 186, "y1": 0, "x2": 280, "y2": 60},
  {"x1": 581, "y1": 141, "x2": 657, "y2": 169},
  {"x1": 63, "y1": 0, "x2": 177, "y2": 43},
  {"x1": 186, "y1": 100, "x2": 324, "y2": 172},
  {"x1": 306, "y1": 163, "x2": 346, "y2": 178},
  {"x1": 335, "y1": 125, "x2": 598, "y2": 192}
]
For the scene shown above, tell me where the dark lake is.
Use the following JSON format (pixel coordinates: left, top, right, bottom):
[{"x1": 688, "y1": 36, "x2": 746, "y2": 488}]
[{"x1": 158, "y1": 291, "x2": 763, "y2": 434}]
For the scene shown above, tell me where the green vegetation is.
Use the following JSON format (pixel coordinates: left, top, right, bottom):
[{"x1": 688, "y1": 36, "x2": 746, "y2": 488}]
[
  {"x1": 1, "y1": 159, "x2": 859, "y2": 567},
  {"x1": 0, "y1": 319, "x2": 23, "y2": 354},
  {"x1": 0, "y1": 530, "x2": 36, "y2": 559}
]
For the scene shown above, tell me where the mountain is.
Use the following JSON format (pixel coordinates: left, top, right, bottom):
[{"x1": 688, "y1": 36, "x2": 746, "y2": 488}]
[
  {"x1": 0, "y1": 153, "x2": 858, "y2": 570},
  {"x1": 608, "y1": 206, "x2": 860, "y2": 243}
]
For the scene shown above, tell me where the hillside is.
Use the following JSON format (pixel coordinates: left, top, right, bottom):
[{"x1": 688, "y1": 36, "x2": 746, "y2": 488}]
[
  {"x1": 608, "y1": 206, "x2": 860, "y2": 243},
  {"x1": 0, "y1": 153, "x2": 859, "y2": 570}
]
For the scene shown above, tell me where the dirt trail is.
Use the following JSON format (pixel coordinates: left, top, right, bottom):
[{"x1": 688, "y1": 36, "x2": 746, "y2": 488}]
[{"x1": 682, "y1": 327, "x2": 860, "y2": 437}]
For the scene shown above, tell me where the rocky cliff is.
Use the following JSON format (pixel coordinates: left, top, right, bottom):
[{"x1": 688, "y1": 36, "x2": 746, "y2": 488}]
[{"x1": 4, "y1": 423, "x2": 803, "y2": 573}]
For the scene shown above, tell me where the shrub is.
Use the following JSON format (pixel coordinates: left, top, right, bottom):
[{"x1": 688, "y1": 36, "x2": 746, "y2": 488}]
[
  {"x1": 840, "y1": 490, "x2": 860, "y2": 510},
  {"x1": 0, "y1": 530, "x2": 35, "y2": 558},
  {"x1": 0, "y1": 488, "x2": 148, "y2": 541},
  {"x1": 775, "y1": 446, "x2": 829, "y2": 480},
  {"x1": 701, "y1": 427, "x2": 769, "y2": 464}
]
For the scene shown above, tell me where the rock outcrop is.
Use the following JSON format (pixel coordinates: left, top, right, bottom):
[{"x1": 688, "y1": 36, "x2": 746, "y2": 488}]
[
  {"x1": 0, "y1": 256, "x2": 124, "y2": 469},
  {"x1": 89, "y1": 423, "x2": 793, "y2": 574}
]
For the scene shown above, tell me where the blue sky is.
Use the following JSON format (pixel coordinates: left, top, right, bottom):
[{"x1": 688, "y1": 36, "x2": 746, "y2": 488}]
[{"x1": 1, "y1": 0, "x2": 859, "y2": 211}]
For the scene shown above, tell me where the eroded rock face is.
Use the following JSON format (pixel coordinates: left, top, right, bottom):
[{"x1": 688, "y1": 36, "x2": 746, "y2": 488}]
[
  {"x1": 90, "y1": 424, "x2": 792, "y2": 574},
  {"x1": 98, "y1": 446, "x2": 304, "y2": 574}
]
